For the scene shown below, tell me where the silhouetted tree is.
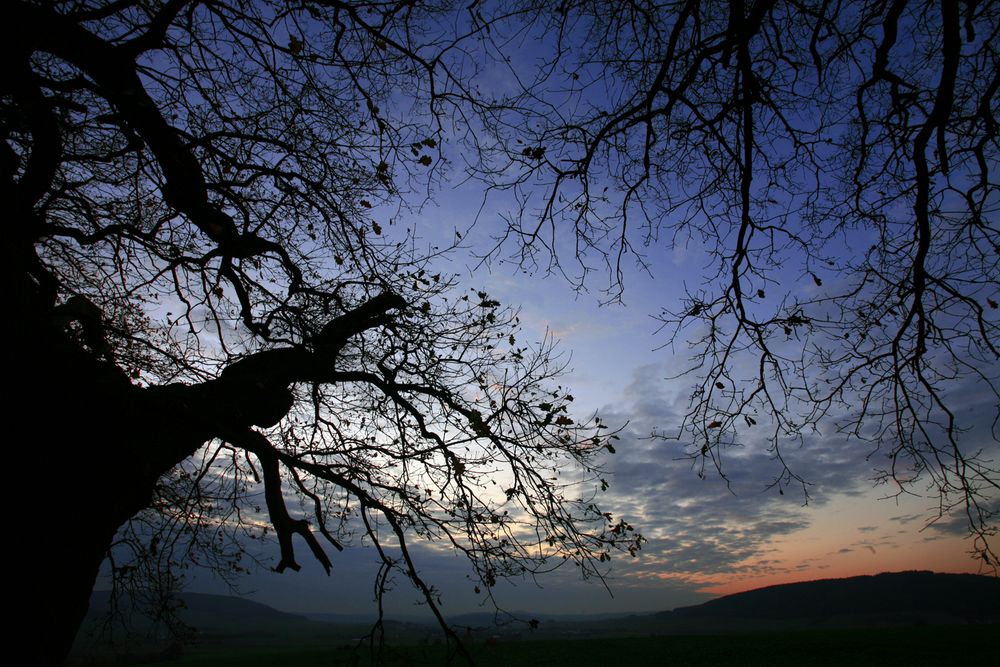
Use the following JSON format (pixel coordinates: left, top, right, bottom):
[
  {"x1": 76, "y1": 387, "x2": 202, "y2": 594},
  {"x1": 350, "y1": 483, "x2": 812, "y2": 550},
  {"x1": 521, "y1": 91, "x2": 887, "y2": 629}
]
[
  {"x1": 469, "y1": 1, "x2": 999, "y2": 564},
  {"x1": 2, "y1": 2, "x2": 641, "y2": 663}
]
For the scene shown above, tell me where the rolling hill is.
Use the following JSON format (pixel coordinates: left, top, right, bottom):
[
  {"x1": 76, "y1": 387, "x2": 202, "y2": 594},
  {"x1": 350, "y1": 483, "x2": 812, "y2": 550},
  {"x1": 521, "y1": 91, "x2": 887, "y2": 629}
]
[
  {"x1": 664, "y1": 570, "x2": 999, "y2": 622},
  {"x1": 70, "y1": 571, "x2": 998, "y2": 661}
]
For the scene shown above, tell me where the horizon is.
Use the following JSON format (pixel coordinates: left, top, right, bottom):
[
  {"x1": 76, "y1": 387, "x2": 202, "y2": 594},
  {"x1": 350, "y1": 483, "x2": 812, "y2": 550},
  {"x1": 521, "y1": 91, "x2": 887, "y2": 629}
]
[{"x1": 92, "y1": 569, "x2": 995, "y2": 622}]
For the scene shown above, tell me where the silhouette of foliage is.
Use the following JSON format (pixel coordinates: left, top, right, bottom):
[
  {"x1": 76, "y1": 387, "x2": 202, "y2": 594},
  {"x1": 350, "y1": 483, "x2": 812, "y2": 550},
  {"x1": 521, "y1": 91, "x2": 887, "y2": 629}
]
[
  {"x1": 467, "y1": 1, "x2": 1000, "y2": 568},
  {"x1": 3, "y1": 2, "x2": 641, "y2": 663}
]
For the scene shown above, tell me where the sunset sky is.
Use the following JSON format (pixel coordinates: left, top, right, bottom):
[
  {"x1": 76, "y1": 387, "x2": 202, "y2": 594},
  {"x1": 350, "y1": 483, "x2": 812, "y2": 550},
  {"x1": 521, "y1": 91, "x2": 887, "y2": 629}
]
[
  {"x1": 81, "y1": 1, "x2": 998, "y2": 623},
  {"x1": 176, "y1": 179, "x2": 996, "y2": 619}
]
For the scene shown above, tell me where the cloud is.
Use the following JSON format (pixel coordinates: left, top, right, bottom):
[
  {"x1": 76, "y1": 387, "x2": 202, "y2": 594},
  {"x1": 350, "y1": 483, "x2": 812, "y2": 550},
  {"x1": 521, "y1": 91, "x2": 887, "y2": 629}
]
[
  {"x1": 591, "y1": 361, "x2": 974, "y2": 586},
  {"x1": 145, "y1": 355, "x2": 997, "y2": 619},
  {"x1": 890, "y1": 513, "x2": 924, "y2": 526},
  {"x1": 923, "y1": 499, "x2": 1000, "y2": 538},
  {"x1": 399, "y1": 304, "x2": 997, "y2": 610}
]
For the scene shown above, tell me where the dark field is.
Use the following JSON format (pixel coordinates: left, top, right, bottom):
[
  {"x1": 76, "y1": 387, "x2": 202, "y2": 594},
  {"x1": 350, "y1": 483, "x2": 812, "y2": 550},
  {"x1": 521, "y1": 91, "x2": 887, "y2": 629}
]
[
  {"x1": 140, "y1": 624, "x2": 999, "y2": 666},
  {"x1": 72, "y1": 575, "x2": 999, "y2": 665}
]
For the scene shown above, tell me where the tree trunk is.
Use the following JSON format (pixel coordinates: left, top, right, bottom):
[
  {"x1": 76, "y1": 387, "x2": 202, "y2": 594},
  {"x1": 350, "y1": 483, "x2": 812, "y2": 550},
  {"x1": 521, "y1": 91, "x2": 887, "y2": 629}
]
[
  {"x1": 14, "y1": 316, "x2": 206, "y2": 665},
  {"x1": 8, "y1": 242, "x2": 399, "y2": 665}
]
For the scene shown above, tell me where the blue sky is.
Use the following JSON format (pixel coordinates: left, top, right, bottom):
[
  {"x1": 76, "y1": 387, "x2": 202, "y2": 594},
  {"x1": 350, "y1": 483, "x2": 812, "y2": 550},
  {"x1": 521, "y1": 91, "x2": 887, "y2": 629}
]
[
  {"x1": 92, "y1": 1, "x2": 998, "y2": 622},
  {"x1": 166, "y1": 173, "x2": 997, "y2": 619}
]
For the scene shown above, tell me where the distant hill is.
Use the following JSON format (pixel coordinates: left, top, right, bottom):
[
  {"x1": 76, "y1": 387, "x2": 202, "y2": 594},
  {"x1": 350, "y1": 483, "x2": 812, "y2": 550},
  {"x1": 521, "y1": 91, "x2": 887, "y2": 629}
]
[
  {"x1": 88, "y1": 589, "x2": 308, "y2": 625},
  {"x1": 666, "y1": 571, "x2": 998, "y2": 620},
  {"x1": 634, "y1": 571, "x2": 1000, "y2": 635},
  {"x1": 72, "y1": 591, "x2": 430, "y2": 667},
  {"x1": 74, "y1": 590, "x2": 434, "y2": 659},
  {"x1": 515, "y1": 571, "x2": 1000, "y2": 641},
  {"x1": 73, "y1": 571, "x2": 999, "y2": 657}
]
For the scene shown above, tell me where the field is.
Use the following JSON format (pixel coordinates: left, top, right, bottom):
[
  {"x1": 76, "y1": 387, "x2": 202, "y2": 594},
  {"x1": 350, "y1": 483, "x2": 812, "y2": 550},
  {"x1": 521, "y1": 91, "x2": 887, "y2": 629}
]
[
  {"x1": 73, "y1": 577, "x2": 1000, "y2": 666},
  {"x1": 142, "y1": 624, "x2": 999, "y2": 666}
]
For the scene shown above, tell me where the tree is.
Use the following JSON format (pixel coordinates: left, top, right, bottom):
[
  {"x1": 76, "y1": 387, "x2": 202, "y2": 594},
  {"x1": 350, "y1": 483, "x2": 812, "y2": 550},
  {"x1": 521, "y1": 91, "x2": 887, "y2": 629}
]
[
  {"x1": 467, "y1": 1, "x2": 999, "y2": 564},
  {"x1": 3, "y1": 2, "x2": 641, "y2": 663}
]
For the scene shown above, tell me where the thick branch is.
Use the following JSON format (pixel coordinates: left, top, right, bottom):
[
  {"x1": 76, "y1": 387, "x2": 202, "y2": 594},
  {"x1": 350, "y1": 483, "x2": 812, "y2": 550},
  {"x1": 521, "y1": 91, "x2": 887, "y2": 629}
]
[
  {"x1": 7, "y1": 1, "x2": 302, "y2": 288},
  {"x1": 122, "y1": 0, "x2": 195, "y2": 54},
  {"x1": 2, "y1": 56, "x2": 62, "y2": 209},
  {"x1": 231, "y1": 428, "x2": 332, "y2": 575}
]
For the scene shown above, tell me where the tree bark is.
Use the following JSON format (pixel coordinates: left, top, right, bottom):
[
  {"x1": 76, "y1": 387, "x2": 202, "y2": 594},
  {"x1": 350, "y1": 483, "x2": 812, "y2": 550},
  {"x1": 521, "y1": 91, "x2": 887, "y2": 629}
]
[
  {"x1": 11, "y1": 279, "x2": 404, "y2": 664},
  {"x1": 2, "y1": 9, "x2": 408, "y2": 658},
  {"x1": 14, "y1": 309, "x2": 205, "y2": 665}
]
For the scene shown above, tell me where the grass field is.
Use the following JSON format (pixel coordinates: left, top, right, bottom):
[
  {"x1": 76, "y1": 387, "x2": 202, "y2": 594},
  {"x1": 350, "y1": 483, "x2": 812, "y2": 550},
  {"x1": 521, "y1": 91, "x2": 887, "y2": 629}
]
[{"x1": 143, "y1": 624, "x2": 999, "y2": 666}]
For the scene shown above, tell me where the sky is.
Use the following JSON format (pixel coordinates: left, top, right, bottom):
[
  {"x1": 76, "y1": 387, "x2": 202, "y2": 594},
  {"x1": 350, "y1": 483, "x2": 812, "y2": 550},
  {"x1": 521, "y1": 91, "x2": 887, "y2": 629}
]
[
  {"x1": 178, "y1": 263, "x2": 993, "y2": 619},
  {"x1": 97, "y1": 2, "x2": 998, "y2": 623},
  {"x1": 172, "y1": 178, "x2": 997, "y2": 620}
]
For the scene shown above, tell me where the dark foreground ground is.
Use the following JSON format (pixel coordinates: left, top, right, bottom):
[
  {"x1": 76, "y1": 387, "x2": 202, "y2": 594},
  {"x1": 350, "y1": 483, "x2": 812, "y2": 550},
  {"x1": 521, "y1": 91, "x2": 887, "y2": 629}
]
[
  {"x1": 71, "y1": 574, "x2": 999, "y2": 665},
  {"x1": 116, "y1": 623, "x2": 999, "y2": 666}
]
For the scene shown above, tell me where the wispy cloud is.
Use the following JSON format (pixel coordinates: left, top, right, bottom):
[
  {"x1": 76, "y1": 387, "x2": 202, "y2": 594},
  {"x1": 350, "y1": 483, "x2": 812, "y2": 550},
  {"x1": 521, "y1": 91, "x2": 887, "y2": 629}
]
[{"x1": 591, "y1": 362, "x2": 993, "y2": 590}]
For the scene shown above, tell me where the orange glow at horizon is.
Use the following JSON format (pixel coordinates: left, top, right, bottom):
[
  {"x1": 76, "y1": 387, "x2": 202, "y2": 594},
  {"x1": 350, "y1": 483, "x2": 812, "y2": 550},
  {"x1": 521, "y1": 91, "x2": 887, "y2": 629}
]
[{"x1": 630, "y1": 487, "x2": 988, "y2": 599}]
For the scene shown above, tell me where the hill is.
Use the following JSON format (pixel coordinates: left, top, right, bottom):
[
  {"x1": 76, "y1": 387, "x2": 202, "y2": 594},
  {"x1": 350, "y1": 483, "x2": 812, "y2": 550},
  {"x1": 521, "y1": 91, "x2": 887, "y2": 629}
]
[
  {"x1": 518, "y1": 571, "x2": 999, "y2": 640},
  {"x1": 87, "y1": 590, "x2": 308, "y2": 626},
  {"x1": 69, "y1": 591, "x2": 433, "y2": 665},
  {"x1": 665, "y1": 571, "x2": 999, "y2": 622},
  {"x1": 70, "y1": 571, "x2": 999, "y2": 660}
]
